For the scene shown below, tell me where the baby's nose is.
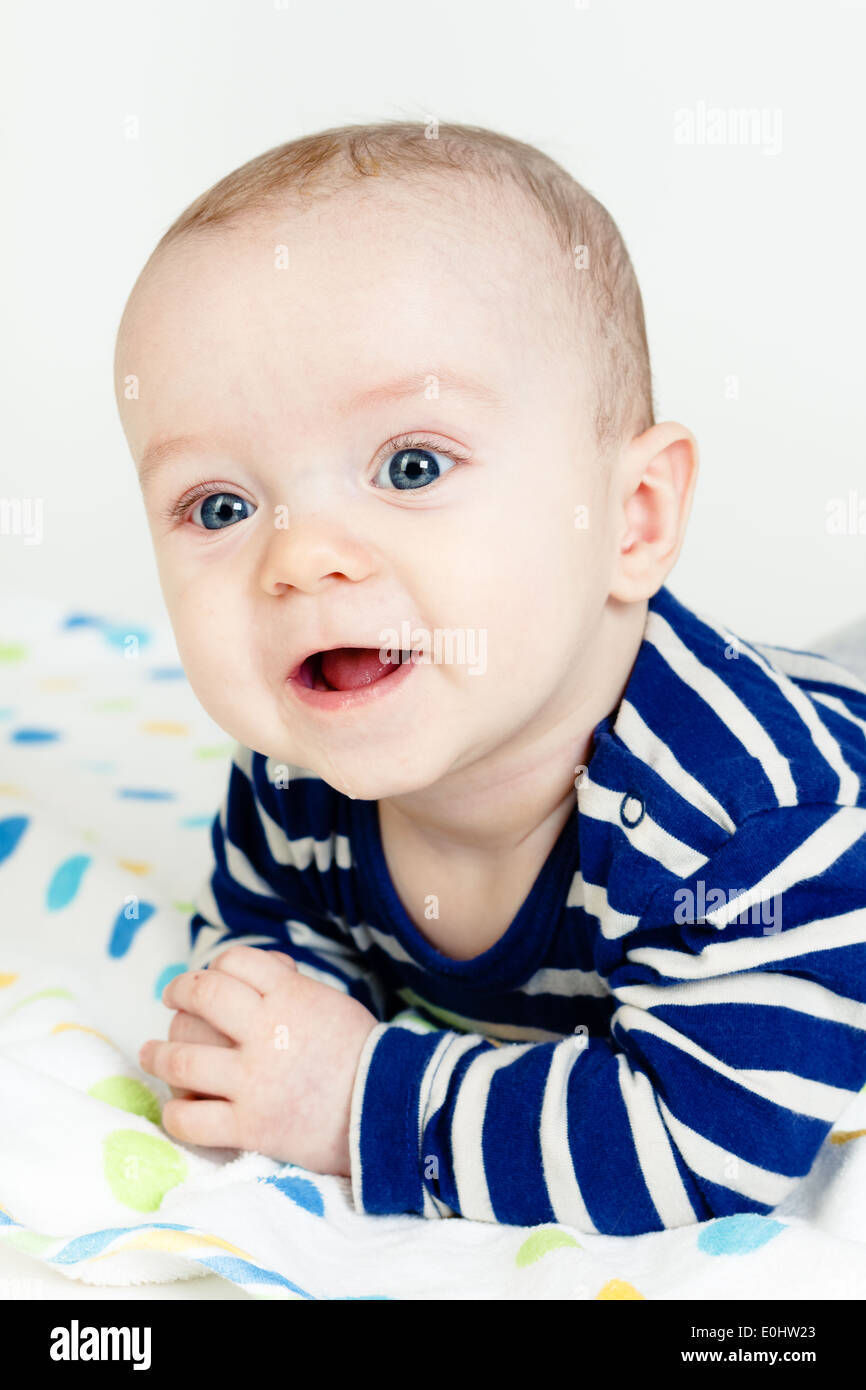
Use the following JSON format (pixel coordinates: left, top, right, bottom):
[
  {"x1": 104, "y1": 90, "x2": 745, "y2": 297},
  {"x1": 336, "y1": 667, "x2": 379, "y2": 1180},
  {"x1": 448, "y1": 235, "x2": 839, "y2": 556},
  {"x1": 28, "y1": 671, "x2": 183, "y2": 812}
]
[{"x1": 258, "y1": 517, "x2": 377, "y2": 595}]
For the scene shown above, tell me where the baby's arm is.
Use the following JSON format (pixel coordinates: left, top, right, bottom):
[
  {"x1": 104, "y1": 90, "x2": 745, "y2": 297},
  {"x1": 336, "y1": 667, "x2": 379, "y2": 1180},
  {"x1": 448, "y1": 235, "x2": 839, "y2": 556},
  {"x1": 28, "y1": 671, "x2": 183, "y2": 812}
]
[
  {"x1": 186, "y1": 745, "x2": 387, "y2": 1016},
  {"x1": 164, "y1": 745, "x2": 388, "y2": 1101},
  {"x1": 350, "y1": 803, "x2": 866, "y2": 1232}
]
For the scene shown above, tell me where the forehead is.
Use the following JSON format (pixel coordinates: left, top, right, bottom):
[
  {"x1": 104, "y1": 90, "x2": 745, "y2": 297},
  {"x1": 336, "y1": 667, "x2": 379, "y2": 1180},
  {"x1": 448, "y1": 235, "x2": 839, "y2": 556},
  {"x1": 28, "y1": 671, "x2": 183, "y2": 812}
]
[{"x1": 115, "y1": 177, "x2": 576, "y2": 457}]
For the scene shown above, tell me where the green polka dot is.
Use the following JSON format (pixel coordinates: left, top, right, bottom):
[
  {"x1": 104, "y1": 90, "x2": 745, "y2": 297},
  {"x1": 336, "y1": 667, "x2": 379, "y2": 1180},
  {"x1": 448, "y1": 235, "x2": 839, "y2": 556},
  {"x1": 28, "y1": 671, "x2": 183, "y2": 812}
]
[
  {"x1": 193, "y1": 743, "x2": 234, "y2": 760},
  {"x1": 172, "y1": 899, "x2": 195, "y2": 913},
  {"x1": 0, "y1": 643, "x2": 27, "y2": 663},
  {"x1": 88, "y1": 1076, "x2": 161, "y2": 1126},
  {"x1": 103, "y1": 1129, "x2": 188, "y2": 1211},
  {"x1": 89, "y1": 697, "x2": 135, "y2": 713},
  {"x1": 391, "y1": 1009, "x2": 439, "y2": 1032},
  {"x1": 1, "y1": 1229, "x2": 57, "y2": 1254},
  {"x1": 516, "y1": 1228, "x2": 580, "y2": 1267},
  {"x1": 6, "y1": 987, "x2": 75, "y2": 1017}
]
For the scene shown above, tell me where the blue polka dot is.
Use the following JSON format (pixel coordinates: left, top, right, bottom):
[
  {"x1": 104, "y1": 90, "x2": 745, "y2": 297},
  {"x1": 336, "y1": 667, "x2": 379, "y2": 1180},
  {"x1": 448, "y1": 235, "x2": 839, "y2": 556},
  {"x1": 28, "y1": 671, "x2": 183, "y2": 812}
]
[
  {"x1": 180, "y1": 814, "x2": 213, "y2": 829},
  {"x1": 116, "y1": 788, "x2": 175, "y2": 801},
  {"x1": 154, "y1": 962, "x2": 187, "y2": 998},
  {"x1": 698, "y1": 1214, "x2": 787, "y2": 1256},
  {"x1": 0, "y1": 815, "x2": 29, "y2": 865},
  {"x1": 263, "y1": 1172, "x2": 325, "y2": 1217},
  {"x1": 101, "y1": 624, "x2": 151, "y2": 652},
  {"x1": 149, "y1": 667, "x2": 186, "y2": 681},
  {"x1": 0, "y1": 708, "x2": 14, "y2": 720},
  {"x1": 108, "y1": 900, "x2": 157, "y2": 957},
  {"x1": 61, "y1": 613, "x2": 102, "y2": 630},
  {"x1": 46, "y1": 854, "x2": 92, "y2": 909},
  {"x1": 81, "y1": 760, "x2": 116, "y2": 773},
  {"x1": 10, "y1": 728, "x2": 61, "y2": 743}
]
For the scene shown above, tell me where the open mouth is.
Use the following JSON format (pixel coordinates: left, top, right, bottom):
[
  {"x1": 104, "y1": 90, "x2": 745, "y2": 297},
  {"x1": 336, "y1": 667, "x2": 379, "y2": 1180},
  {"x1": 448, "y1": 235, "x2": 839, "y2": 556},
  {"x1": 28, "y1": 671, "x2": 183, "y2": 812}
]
[{"x1": 294, "y1": 647, "x2": 414, "y2": 693}]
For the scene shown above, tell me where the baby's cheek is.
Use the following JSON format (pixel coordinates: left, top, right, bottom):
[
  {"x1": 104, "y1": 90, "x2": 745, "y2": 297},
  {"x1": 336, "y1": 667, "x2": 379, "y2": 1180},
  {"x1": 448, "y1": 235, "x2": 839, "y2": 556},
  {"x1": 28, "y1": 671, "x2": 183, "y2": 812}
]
[{"x1": 172, "y1": 620, "x2": 261, "y2": 731}]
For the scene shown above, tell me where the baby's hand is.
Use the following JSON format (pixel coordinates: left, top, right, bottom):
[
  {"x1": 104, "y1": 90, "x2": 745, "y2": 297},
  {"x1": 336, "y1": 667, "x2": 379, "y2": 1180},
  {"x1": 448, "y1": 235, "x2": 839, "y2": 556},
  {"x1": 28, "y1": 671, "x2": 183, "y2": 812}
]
[{"x1": 138, "y1": 946, "x2": 379, "y2": 1175}]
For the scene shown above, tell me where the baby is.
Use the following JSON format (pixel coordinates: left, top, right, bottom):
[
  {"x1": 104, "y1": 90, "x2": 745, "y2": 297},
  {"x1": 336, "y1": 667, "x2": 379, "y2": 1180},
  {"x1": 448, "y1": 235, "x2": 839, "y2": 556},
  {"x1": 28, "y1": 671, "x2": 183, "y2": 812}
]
[{"x1": 117, "y1": 121, "x2": 866, "y2": 1234}]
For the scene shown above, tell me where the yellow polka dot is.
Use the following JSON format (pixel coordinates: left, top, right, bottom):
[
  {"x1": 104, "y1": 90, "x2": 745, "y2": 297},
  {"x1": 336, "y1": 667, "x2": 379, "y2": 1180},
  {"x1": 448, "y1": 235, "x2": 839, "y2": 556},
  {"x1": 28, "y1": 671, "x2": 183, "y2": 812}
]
[
  {"x1": 140, "y1": 720, "x2": 189, "y2": 736},
  {"x1": 0, "y1": 973, "x2": 19, "y2": 989},
  {"x1": 597, "y1": 1278, "x2": 645, "y2": 1300},
  {"x1": 39, "y1": 677, "x2": 78, "y2": 691},
  {"x1": 830, "y1": 1128, "x2": 866, "y2": 1144},
  {"x1": 52, "y1": 1022, "x2": 113, "y2": 1044},
  {"x1": 117, "y1": 859, "x2": 152, "y2": 876},
  {"x1": 0, "y1": 785, "x2": 24, "y2": 797}
]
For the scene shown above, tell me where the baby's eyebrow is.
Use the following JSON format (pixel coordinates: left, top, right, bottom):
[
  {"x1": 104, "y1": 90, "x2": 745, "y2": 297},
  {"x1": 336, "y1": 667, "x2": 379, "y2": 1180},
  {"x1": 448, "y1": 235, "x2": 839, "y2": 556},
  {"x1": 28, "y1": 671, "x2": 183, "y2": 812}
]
[
  {"x1": 340, "y1": 368, "x2": 505, "y2": 415},
  {"x1": 137, "y1": 434, "x2": 219, "y2": 489},
  {"x1": 137, "y1": 369, "x2": 503, "y2": 486}
]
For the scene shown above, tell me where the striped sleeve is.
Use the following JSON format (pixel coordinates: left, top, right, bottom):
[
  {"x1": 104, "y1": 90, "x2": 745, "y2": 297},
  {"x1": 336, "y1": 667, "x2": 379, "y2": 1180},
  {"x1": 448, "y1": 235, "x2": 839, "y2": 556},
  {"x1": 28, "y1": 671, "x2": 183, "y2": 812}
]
[
  {"x1": 187, "y1": 749, "x2": 386, "y2": 1018},
  {"x1": 349, "y1": 803, "x2": 866, "y2": 1231}
]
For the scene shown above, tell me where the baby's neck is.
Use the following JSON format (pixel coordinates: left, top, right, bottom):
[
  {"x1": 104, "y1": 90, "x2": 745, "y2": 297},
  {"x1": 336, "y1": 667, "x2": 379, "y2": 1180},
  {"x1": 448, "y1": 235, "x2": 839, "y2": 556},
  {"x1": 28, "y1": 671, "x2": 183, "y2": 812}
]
[{"x1": 379, "y1": 796, "x2": 573, "y2": 959}]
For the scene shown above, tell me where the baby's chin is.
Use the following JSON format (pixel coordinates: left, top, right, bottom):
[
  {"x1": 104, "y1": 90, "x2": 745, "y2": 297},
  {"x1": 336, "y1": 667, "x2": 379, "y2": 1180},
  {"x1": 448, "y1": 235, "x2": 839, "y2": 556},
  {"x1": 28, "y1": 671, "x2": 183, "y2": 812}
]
[{"x1": 270, "y1": 743, "x2": 455, "y2": 804}]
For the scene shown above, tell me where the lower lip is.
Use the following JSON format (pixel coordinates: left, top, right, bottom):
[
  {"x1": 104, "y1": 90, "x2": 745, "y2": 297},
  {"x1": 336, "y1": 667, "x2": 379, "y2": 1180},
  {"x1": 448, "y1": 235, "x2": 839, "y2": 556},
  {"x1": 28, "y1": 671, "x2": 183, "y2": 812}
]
[{"x1": 285, "y1": 654, "x2": 417, "y2": 712}]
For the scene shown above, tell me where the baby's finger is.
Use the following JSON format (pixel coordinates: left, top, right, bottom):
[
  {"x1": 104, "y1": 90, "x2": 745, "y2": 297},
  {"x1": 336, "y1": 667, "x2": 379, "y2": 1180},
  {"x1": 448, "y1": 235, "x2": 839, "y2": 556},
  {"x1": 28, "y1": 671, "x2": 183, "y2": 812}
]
[
  {"x1": 169, "y1": 1008, "x2": 233, "y2": 1048},
  {"x1": 166, "y1": 1011, "x2": 233, "y2": 1100},
  {"x1": 169, "y1": 1083, "x2": 198, "y2": 1101},
  {"x1": 168, "y1": 1083, "x2": 225, "y2": 1101},
  {"x1": 208, "y1": 944, "x2": 298, "y2": 997}
]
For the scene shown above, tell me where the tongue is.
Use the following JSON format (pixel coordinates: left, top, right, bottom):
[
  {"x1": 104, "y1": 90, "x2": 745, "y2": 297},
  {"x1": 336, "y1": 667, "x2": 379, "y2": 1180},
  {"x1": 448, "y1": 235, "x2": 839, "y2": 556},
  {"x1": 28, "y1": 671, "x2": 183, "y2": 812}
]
[{"x1": 320, "y1": 647, "x2": 399, "y2": 691}]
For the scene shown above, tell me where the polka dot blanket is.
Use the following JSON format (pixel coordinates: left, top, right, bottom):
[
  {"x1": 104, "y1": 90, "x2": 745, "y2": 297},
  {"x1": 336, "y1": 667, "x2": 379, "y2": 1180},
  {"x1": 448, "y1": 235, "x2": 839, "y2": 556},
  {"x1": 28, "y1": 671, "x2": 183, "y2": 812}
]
[{"x1": 2, "y1": 594, "x2": 866, "y2": 1299}]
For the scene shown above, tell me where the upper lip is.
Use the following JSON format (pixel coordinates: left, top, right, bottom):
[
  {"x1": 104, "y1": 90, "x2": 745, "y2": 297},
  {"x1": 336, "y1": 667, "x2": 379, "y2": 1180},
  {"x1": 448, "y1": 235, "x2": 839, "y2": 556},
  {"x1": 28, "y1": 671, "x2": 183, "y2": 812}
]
[{"x1": 286, "y1": 641, "x2": 413, "y2": 681}]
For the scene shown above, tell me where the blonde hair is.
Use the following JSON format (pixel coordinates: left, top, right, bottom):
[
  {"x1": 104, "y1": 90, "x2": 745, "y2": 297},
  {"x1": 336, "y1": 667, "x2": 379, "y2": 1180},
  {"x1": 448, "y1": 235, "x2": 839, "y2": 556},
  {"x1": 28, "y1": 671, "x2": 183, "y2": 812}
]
[{"x1": 149, "y1": 120, "x2": 654, "y2": 451}]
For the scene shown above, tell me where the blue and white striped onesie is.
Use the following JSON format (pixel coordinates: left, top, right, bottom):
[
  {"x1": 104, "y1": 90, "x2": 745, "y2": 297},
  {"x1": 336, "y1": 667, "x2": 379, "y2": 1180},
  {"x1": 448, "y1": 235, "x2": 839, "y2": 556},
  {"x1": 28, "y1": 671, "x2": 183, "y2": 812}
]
[{"x1": 187, "y1": 584, "x2": 866, "y2": 1234}]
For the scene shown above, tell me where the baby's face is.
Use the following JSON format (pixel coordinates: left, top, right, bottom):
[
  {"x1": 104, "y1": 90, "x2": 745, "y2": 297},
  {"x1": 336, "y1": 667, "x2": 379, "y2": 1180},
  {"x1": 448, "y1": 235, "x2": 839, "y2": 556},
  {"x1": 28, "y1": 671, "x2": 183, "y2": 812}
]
[{"x1": 115, "y1": 179, "x2": 620, "y2": 800}]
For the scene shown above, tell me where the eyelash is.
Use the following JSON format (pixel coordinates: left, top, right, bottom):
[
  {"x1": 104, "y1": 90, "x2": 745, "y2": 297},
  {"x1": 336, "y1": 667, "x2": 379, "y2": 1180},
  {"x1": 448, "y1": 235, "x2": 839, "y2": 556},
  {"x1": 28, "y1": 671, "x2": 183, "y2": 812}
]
[
  {"x1": 371, "y1": 433, "x2": 472, "y2": 487},
  {"x1": 161, "y1": 433, "x2": 472, "y2": 526}
]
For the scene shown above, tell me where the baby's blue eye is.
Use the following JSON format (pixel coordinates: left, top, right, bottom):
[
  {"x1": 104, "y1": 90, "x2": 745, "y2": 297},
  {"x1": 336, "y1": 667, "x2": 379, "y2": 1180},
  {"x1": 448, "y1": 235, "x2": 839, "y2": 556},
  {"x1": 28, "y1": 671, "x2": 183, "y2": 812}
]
[
  {"x1": 193, "y1": 493, "x2": 256, "y2": 530},
  {"x1": 374, "y1": 447, "x2": 457, "y2": 491}
]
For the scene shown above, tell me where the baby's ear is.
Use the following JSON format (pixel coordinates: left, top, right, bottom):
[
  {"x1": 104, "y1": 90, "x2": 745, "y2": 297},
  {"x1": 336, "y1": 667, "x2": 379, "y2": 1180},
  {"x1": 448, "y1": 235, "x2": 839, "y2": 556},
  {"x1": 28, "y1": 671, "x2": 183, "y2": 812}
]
[{"x1": 610, "y1": 421, "x2": 699, "y2": 602}]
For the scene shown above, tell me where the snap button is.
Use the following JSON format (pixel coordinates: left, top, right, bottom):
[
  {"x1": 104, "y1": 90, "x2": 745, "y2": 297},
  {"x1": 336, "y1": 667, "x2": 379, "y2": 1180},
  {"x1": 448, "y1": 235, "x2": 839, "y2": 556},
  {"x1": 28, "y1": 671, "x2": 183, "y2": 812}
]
[{"x1": 619, "y1": 792, "x2": 645, "y2": 828}]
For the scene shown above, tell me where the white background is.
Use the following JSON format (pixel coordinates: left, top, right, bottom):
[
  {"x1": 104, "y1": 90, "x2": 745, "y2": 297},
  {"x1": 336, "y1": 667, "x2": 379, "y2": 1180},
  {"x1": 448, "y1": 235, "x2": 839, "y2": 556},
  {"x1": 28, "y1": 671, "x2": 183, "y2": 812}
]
[{"x1": 1, "y1": 0, "x2": 864, "y2": 647}]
